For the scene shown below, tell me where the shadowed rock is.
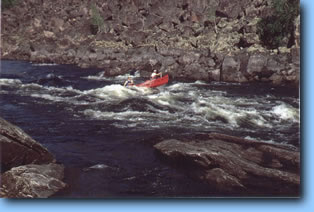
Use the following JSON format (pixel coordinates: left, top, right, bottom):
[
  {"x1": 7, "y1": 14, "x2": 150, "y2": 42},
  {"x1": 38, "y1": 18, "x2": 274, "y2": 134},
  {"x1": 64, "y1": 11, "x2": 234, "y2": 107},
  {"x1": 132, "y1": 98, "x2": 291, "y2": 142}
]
[
  {"x1": 0, "y1": 117, "x2": 66, "y2": 198},
  {"x1": 0, "y1": 117, "x2": 55, "y2": 171},
  {"x1": 154, "y1": 133, "x2": 300, "y2": 196}
]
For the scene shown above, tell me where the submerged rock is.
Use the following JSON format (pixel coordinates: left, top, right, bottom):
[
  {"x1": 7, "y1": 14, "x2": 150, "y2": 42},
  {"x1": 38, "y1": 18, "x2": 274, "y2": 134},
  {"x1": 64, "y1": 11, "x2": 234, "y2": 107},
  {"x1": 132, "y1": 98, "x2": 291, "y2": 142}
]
[
  {"x1": 0, "y1": 163, "x2": 66, "y2": 198},
  {"x1": 154, "y1": 133, "x2": 300, "y2": 196}
]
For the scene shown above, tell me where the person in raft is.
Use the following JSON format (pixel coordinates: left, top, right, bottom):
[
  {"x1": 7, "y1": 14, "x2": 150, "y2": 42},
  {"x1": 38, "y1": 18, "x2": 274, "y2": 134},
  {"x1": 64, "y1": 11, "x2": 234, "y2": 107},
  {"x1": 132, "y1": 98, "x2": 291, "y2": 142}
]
[
  {"x1": 151, "y1": 70, "x2": 162, "y2": 79},
  {"x1": 124, "y1": 76, "x2": 134, "y2": 87}
]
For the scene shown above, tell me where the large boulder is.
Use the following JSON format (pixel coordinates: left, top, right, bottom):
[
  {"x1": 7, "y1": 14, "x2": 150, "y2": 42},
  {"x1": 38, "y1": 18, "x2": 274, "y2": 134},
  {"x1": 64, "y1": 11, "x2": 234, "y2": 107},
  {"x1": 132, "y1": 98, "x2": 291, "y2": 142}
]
[
  {"x1": 154, "y1": 133, "x2": 300, "y2": 196},
  {"x1": 0, "y1": 163, "x2": 66, "y2": 198},
  {"x1": 0, "y1": 117, "x2": 55, "y2": 171}
]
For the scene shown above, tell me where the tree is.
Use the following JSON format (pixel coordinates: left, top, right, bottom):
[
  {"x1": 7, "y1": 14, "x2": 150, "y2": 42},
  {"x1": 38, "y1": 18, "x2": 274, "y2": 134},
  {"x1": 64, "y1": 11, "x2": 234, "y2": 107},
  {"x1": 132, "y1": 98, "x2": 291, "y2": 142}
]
[
  {"x1": 90, "y1": 3, "x2": 104, "y2": 35},
  {"x1": 257, "y1": 0, "x2": 300, "y2": 49}
]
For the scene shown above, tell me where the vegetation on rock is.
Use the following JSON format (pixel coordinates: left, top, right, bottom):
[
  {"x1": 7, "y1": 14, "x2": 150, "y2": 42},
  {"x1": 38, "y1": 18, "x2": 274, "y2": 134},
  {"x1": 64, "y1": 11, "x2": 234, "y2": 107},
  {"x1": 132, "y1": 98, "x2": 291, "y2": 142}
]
[
  {"x1": 257, "y1": 0, "x2": 300, "y2": 49},
  {"x1": 90, "y1": 3, "x2": 104, "y2": 35},
  {"x1": 1, "y1": 0, "x2": 19, "y2": 9}
]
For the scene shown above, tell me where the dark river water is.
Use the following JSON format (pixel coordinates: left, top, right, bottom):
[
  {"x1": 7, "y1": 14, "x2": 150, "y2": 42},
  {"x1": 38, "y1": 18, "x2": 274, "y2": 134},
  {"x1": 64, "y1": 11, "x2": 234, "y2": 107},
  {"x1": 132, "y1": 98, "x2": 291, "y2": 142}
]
[{"x1": 0, "y1": 60, "x2": 300, "y2": 197}]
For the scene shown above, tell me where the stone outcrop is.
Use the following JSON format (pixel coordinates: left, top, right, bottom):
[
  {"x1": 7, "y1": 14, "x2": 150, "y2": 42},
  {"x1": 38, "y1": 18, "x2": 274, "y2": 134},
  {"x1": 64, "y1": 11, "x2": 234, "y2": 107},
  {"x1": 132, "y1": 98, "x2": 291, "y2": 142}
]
[
  {"x1": 0, "y1": 164, "x2": 66, "y2": 198},
  {"x1": 0, "y1": 117, "x2": 55, "y2": 170},
  {"x1": 0, "y1": 117, "x2": 66, "y2": 198},
  {"x1": 1, "y1": 0, "x2": 300, "y2": 86},
  {"x1": 154, "y1": 133, "x2": 300, "y2": 196}
]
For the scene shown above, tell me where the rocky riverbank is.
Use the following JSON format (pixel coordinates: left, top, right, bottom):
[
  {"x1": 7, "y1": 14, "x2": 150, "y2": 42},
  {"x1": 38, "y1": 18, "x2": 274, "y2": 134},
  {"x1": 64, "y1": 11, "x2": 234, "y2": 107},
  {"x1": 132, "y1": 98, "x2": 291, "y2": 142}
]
[
  {"x1": 0, "y1": 117, "x2": 66, "y2": 198},
  {"x1": 154, "y1": 133, "x2": 300, "y2": 196},
  {"x1": 1, "y1": 0, "x2": 300, "y2": 86}
]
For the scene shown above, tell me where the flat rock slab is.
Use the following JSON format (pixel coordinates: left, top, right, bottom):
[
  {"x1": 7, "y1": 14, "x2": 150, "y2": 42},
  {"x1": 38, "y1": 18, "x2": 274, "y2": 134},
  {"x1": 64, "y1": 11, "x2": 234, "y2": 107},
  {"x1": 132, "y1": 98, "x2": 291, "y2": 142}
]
[
  {"x1": 154, "y1": 133, "x2": 300, "y2": 196},
  {"x1": 0, "y1": 163, "x2": 66, "y2": 198},
  {"x1": 0, "y1": 117, "x2": 55, "y2": 170}
]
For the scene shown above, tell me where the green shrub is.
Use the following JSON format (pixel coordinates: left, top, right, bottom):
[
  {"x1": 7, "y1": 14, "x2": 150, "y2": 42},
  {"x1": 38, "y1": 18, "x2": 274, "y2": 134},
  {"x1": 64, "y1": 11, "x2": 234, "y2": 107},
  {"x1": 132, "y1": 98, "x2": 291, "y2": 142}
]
[
  {"x1": 1, "y1": 0, "x2": 19, "y2": 9},
  {"x1": 257, "y1": 0, "x2": 300, "y2": 49},
  {"x1": 90, "y1": 3, "x2": 104, "y2": 35}
]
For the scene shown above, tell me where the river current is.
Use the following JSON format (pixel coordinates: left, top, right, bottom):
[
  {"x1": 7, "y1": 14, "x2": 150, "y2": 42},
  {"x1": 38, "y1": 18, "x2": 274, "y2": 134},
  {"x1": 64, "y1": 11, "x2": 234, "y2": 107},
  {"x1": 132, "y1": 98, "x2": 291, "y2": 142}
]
[{"x1": 0, "y1": 60, "x2": 300, "y2": 197}]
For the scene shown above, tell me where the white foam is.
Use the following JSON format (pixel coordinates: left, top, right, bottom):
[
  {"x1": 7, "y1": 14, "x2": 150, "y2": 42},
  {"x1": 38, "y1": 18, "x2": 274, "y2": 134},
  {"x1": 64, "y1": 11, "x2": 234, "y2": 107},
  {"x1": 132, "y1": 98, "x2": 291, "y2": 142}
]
[
  {"x1": 0, "y1": 78, "x2": 22, "y2": 86},
  {"x1": 31, "y1": 63, "x2": 58, "y2": 66},
  {"x1": 272, "y1": 103, "x2": 299, "y2": 122}
]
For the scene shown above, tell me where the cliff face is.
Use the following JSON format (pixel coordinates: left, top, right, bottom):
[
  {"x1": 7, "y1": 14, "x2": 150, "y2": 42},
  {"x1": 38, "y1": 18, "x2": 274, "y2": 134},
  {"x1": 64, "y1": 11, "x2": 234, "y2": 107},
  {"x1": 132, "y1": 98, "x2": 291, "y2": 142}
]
[{"x1": 1, "y1": 0, "x2": 300, "y2": 85}]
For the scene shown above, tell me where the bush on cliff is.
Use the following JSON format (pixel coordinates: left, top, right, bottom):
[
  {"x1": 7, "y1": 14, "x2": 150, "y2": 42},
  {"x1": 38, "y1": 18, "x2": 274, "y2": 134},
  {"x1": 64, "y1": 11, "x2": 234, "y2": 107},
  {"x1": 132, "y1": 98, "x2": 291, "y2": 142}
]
[
  {"x1": 1, "y1": 0, "x2": 19, "y2": 9},
  {"x1": 257, "y1": 0, "x2": 300, "y2": 49},
  {"x1": 90, "y1": 3, "x2": 104, "y2": 35}
]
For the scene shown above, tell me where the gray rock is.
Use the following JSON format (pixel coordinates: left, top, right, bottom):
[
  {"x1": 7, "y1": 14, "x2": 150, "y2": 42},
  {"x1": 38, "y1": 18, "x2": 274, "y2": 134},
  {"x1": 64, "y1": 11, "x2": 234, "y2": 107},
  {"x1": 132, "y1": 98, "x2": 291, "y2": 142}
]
[
  {"x1": 0, "y1": 163, "x2": 66, "y2": 198},
  {"x1": 247, "y1": 54, "x2": 268, "y2": 75},
  {"x1": 0, "y1": 0, "x2": 299, "y2": 86},
  {"x1": 291, "y1": 47, "x2": 300, "y2": 65},
  {"x1": 208, "y1": 69, "x2": 221, "y2": 81},
  {"x1": 0, "y1": 117, "x2": 55, "y2": 170},
  {"x1": 154, "y1": 133, "x2": 300, "y2": 196},
  {"x1": 221, "y1": 56, "x2": 247, "y2": 82}
]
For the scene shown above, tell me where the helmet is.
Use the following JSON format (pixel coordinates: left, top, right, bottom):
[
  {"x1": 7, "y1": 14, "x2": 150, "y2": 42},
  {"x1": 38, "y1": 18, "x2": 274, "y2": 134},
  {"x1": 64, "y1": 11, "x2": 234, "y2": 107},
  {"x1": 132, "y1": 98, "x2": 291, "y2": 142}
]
[{"x1": 153, "y1": 70, "x2": 157, "y2": 73}]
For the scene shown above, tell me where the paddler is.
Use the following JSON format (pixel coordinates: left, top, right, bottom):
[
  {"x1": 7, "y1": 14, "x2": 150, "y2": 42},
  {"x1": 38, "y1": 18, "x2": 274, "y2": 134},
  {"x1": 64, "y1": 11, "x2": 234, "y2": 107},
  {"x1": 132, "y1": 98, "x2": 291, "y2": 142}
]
[
  {"x1": 124, "y1": 76, "x2": 134, "y2": 87},
  {"x1": 151, "y1": 70, "x2": 162, "y2": 79}
]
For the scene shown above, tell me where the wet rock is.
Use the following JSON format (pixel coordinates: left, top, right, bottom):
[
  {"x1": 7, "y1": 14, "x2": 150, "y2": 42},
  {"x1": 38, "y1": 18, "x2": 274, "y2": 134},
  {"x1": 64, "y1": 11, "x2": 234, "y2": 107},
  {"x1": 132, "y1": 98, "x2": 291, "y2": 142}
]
[
  {"x1": 154, "y1": 133, "x2": 300, "y2": 196},
  {"x1": 0, "y1": 163, "x2": 66, "y2": 198},
  {"x1": 0, "y1": 117, "x2": 55, "y2": 171}
]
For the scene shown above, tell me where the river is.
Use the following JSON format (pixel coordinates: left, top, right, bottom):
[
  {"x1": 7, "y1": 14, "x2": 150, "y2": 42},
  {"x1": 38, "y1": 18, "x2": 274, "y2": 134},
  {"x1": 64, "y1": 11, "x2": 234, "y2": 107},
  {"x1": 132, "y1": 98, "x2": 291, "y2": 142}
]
[{"x1": 0, "y1": 60, "x2": 300, "y2": 197}]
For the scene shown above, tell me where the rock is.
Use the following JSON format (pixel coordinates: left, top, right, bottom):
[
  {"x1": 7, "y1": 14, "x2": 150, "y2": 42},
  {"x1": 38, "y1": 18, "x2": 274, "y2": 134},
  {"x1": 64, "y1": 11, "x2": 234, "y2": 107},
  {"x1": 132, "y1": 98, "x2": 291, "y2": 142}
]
[
  {"x1": 221, "y1": 56, "x2": 247, "y2": 82},
  {"x1": 51, "y1": 17, "x2": 65, "y2": 32},
  {"x1": 246, "y1": 54, "x2": 267, "y2": 75},
  {"x1": 154, "y1": 133, "x2": 300, "y2": 196},
  {"x1": 0, "y1": 117, "x2": 55, "y2": 171},
  {"x1": 0, "y1": 163, "x2": 66, "y2": 198},
  {"x1": 217, "y1": 0, "x2": 249, "y2": 19},
  {"x1": 266, "y1": 57, "x2": 285, "y2": 73},
  {"x1": 291, "y1": 47, "x2": 300, "y2": 65},
  {"x1": 0, "y1": 0, "x2": 299, "y2": 86},
  {"x1": 33, "y1": 18, "x2": 42, "y2": 29},
  {"x1": 278, "y1": 47, "x2": 291, "y2": 54},
  {"x1": 185, "y1": 63, "x2": 208, "y2": 81},
  {"x1": 294, "y1": 15, "x2": 300, "y2": 48},
  {"x1": 178, "y1": 52, "x2": 201, "y2": 65},
  {"x1": 208, "y1": 69, "x2": 221, "y2": 81},
  {"x1": 269, "y1": 73, "x2": 283, "y2": 85},
  {"x1": 43, "y1": 31, "x2": 56, "y2": 39}
]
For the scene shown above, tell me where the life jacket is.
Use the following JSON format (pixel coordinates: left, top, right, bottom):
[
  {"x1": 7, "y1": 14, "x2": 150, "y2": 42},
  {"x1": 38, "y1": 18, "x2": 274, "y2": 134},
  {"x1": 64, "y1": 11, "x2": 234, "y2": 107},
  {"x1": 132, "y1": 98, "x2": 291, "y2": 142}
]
[
  {"x1": 125, "y1": 80, "x2": 133, "y2": 86},
  {"x1": 151, "y1": 73, "x2": 158, "y2": 79}
]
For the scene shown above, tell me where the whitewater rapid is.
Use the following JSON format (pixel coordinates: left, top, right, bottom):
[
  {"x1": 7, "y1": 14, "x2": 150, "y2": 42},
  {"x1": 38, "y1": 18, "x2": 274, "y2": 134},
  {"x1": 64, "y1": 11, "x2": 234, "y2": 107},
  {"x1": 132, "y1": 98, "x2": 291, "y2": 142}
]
[{"x1": 0, "y1": 67, "x2": 300, "y2": 146}]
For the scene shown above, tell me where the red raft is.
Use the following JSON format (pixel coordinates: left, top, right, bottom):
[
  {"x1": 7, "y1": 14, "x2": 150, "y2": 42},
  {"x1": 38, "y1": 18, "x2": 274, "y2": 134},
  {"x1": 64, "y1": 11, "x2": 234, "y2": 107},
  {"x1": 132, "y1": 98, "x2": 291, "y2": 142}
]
[{"x1": 136, "y1": 74, "x2": 169, "y2": 88}]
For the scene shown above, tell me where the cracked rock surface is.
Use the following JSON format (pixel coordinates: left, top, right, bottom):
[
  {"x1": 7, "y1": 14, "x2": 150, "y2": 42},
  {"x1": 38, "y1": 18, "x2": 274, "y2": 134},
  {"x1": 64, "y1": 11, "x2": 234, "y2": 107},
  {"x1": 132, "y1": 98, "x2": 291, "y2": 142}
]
[{"x1": 154, "y1": 133, "x2": 300, "y2": 196}]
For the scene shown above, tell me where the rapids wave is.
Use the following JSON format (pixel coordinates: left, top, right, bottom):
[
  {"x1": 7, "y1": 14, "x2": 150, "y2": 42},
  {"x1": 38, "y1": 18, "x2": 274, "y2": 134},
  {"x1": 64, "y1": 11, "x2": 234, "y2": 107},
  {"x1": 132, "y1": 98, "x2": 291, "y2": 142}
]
[
  {"x1": 0, "y1": 60, "x2": 300, "y2": 197},
  {"x1": 0, "y1": 61, "x2": 299, "y2": 146}
]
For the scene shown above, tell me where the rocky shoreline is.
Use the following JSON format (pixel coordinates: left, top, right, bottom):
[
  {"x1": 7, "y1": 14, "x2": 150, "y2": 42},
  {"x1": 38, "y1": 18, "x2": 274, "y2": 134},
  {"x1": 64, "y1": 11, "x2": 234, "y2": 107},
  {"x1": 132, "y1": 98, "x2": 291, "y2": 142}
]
[
  {"x1": 0, "y1": 117, "x2": 66, "y2": 198},
  {"x1": 0, "y1": 116, "x2": 300, "y2": 197},
  {"x1": 154, "y1": 133, "x2": 300, "y2": 196},
  {"x1": 1, "y1": 0, "x2": 300, "y2": 86}
]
